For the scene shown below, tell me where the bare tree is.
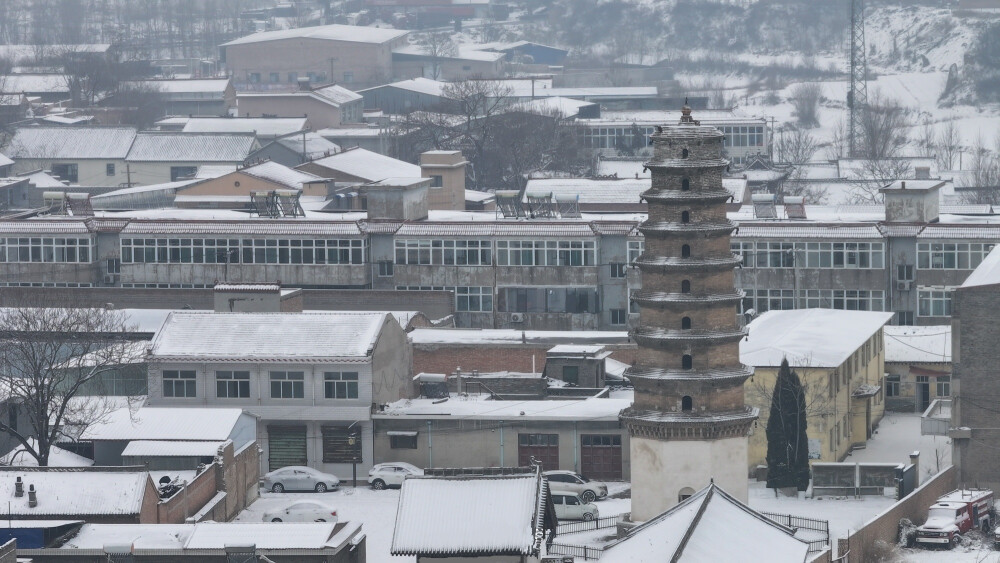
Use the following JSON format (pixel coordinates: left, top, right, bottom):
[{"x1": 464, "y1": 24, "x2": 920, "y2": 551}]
[
  {"x1": 775, "y1": 127, "x2": 817, "y2": 165},
  {"x1": 422, "y1": 32, "x2": 459, "y2": 81},
  {"x1": 861, "y1": 89, "x2": 911, "y2": 160},
  {"x1": 0, "y1": 306, "x2": 144, "y2": 466},
  {"x1": 790, "y1": 82, "x2": 822, "y2": 128},
  {"x1": 959, "y1": 134, "x2": 1000, "y2": 205},
  {"x1": 826, "y1": 118, "x2": 849, "y2": 160},
  {"x1": 848, "y1": 158, "x2": 913, "y2": 204},
  {"x1": 936, "y1": 120, "x2": 961, "y2": 171}
]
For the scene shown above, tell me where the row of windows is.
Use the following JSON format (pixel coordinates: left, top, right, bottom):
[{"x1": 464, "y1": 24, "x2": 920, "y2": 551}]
[
  {"x1": 917, "y1": 243, "x2": 995, "y2": 270},
  {"x1": 163, "y1": 370, "x2": 360, "y2": 399},
  {"x1": 121, "y1": 238, "x2": 367, "y2": 265},
  {"x1": 396, "y1": 286, "x2": 493, "y2": 312},
  {"x1": 495, "y1": 240, "x2": 597, "y2": 267},
  {"x1": 0, "y1": 282, "x2": 93, "y2": 287},
  {"x1": 0, "y1": 238, "x2": 94, "y2": 263},
  {"x1": 121, "y1": 283, "x2": 212, "y2": 289},
  {"x1": 578, "y1": 124, "x2": 765, "y2": 150},
  {"x1": 917, "y1": 287, "x2": 954, "y2": 317},
  {"x1": 743, "y1": 289, "x2": 885, "y2": 313},
  {"x1": 394, "y1": 240, "x2": 492, "y2": 265},
  {"x1": 732, "y1": 241, "x2": 885, "y2": 269},
  {"x1": 497, "y1": 287, "x2": 600, "y2": 314}
]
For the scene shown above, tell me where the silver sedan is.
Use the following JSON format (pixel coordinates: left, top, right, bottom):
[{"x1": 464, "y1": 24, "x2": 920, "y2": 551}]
[{"x1": 262, "y1": 466, "x2": 340, "y2": 493}]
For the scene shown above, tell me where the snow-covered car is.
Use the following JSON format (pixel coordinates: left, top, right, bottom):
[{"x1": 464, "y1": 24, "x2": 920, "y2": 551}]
[
  {"x1": 368, "y1": 462, "x2": 424, "y2": 490},
  {"x1": 551, "y1": 491, "x2": 599, "y2": 521},
  {"x1": 262, "y1": 466, "x2": 340, "y2": 493},
  {"x1": 543, "y1": 470, "x2": 608, "y2": 503},
  {"x1": 262, "y1": 500, "x2": 338, "y2": 523}
]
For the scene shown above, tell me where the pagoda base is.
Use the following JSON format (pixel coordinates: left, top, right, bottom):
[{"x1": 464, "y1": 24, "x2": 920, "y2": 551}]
[{"x1": 629, "y1": 434, "x2": 749, "y2": 521}]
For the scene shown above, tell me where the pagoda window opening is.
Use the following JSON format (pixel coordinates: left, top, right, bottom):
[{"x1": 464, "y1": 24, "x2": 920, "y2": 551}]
[
  {"x1": 682, "y1": 395, "x2": 693, "y2": 411},
  {"x1": 681, "y1": 280, "x2": 691, "y2": 293},
  {"x1": 682, "y1": 354, "x2": 692, "y2": 370},
  {"x1": 682, "y1": 316, "x2": 691, "y2": 329},
  {"x1": 681, "y1": 178, "x2": 690, "y2": 191},
  {"x1": 681, "y1": 244, "x2": 691, "y2": 258}
]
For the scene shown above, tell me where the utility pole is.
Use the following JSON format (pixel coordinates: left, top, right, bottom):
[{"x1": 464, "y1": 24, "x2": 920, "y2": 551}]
[{"x1": 848, "y1": 0, "x2": 869, "y2": 159}]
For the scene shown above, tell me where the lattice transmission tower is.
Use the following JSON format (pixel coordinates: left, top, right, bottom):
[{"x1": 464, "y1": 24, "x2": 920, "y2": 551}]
[{"x1": 848, "y1": 0, "x2": 869, "y2": 158}]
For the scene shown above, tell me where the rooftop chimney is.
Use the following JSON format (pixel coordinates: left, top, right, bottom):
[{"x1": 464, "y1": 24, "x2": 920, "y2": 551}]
[
  {"x1": 28, "y1": 484, "x2": 37, "y2": 507},
  {"x1": 14, "y1": 476, "x2": 23, "y2": 497}
]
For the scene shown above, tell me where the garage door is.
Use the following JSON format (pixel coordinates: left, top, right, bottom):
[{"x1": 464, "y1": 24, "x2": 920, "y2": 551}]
[
  {"x1": 518, "y1": 433, "x2": 559, "y2": 470},
  {"x1": 580, "y1": 434, "x2": 622, "y2": 480},
  {"x1": 267, "y1": 425, "x2": 307, "y2": 471}
]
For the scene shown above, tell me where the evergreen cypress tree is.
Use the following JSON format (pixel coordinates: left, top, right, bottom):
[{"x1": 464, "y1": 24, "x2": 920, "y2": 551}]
[{"x1": 765, "y1": 358, "x2": 811, "y2": 491}]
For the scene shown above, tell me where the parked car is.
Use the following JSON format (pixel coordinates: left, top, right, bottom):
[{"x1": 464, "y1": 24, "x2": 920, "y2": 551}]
[
  {"x1": 263, "y1": 466, "x2": 340, "y2": 493},
  {"x1": 262, "y1": 500, "x2": 338, "y2": 523},
  {"x1": 368, "y1": 462, "x2": 424, "y2": 490},
  {"x1": 551, "y1": 491, "x2": 599, "y2": 521},
  {"x1": 543, "y1": 470, "x2": 608, "y2": 503},
  {"x1": 916, "y1": 489, "x2": 993, "y2": 548}
]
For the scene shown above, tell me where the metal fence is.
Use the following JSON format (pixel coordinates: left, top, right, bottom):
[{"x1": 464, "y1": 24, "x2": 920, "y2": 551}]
[
  {"x1": 548, "y1": 543, "x2": 605, "y2": 560},
  {"x1": 556, "y1": 514, "x2": 621, "y2": 535},
  {"x1": 760, "y1": 510, "x2": 830, "y2": 552},
  {"x1": 423, "y1": 466, "x2": 534, "y2": 477}
]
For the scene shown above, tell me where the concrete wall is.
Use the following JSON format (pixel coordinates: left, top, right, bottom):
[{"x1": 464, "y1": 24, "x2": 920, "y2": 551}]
[
  {"x1": 12, "y1": 158, "x2": 128, "y2": 187},
  {"x1": 835, "y1": 466, "x2": 956, "y2": 562},
  {"x1": 629, "y1": 436, "x2": 749, "y2": 521},
  {"x1": 371, "y1": 316, "x2": 415, "y2": 405},
  {"x1": 373, "y1": 417, "x2": 629, "y2": 477},
  {"x1": 237, "y1": 95, "x2": 345, "y2": 129},
  {"x1": 155, "y1": 440, "x2": 261, "y2": 524},
  {"x1": 413, "y1": 342, "x2": 637, "y2": 376},
  {"x1": 126, "y1": 161, "x2": 247, "y2": 186}
]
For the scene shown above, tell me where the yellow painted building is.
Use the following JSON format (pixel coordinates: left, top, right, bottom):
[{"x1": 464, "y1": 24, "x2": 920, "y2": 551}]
[{"x1": 740, "y1": 309, "x2": 894, "y2": 470}]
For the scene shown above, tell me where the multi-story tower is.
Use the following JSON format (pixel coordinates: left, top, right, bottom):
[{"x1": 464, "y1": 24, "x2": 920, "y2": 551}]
[{"x1": 621, "y1": 106, "x2": 758, "y2": 521}]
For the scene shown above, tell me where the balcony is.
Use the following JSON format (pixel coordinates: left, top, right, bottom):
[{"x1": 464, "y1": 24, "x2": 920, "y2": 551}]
[{"x1": 921, "y1": 398, "x2": 951, "y2": 436}]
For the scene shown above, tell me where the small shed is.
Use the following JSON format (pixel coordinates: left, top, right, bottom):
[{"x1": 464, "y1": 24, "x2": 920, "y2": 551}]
[{"x1": 544, "y1": 345, "x2": 611, "y2": 388}]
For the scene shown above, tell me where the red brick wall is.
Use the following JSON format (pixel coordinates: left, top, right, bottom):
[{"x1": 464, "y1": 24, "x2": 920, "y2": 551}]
[
  {"x1": 413, "y1": 343, "x2": 638, "y2": 375},
  {"x1": 156, "y1": 465, "x2": 220, "y2": 524}
]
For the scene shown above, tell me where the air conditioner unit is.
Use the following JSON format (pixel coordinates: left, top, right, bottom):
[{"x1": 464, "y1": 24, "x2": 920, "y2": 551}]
[
  {"x1": 103, "y1": 275, "x2": 115, "y2": 285},
  {"x1": 896, "y1": 281, "x2": 911, "y2": 291},
  {"x1": 510, "y1": 313, "x2": 525, "y2": 323}
]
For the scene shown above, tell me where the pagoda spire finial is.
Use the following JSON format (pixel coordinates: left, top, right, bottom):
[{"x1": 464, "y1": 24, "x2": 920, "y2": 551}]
[{"x1": 679, "y1": 100, "x2": 699, "y2": 125}]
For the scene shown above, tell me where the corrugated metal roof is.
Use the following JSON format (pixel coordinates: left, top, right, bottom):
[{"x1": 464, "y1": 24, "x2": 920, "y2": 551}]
[
  {"x1": 149, "y1": 311, "x2": 388, "y2": 361},
  {"x1": 878, "y1": 224, "x2": 924, "y2": 237},
  {"x1": 184, "y1": 522, "x2": 338, "y2": 549},
  {"x1": 361, "y1": 220, "x2": 403, "y2": 234},
  {"x1": 181, "y1": 117, "x2": 307, "y2": 138},
  {"x1": 221, "y1": 24, "x2": 408, "y2": 46},
  {"x1": 120, "y1": 220, "x2": 363, "y2": 236},
  {"x1": 392, "y1": 474, "x2": 543, "y2": 556},
  {"x1": 121, "y1": 440, "x2": 226, "y2": 457},
  {"x1": 6, "y1": 126, "x2": 137, "y2": 159},
  {"x1": 734, "y1": 224, "x2": 883, "y2": 239},
  {"x1": 239, "y1": 160, "x2": 321, "y2": 189},
  {"x1": 590, "y1": 221, "x2": 636, "y2": 235},
  {"x1": 309, "y1": 148, "x2": 420, "y2": 181},
  {"x1": 81, "y1": 407, "x2": 246, "y2": 441},
  {"x1": 0, "y1": 470, "x2": 149, "y2": 516},
  {"x1": 126, "y1": 133, "x2": 258, "y2": 162}
]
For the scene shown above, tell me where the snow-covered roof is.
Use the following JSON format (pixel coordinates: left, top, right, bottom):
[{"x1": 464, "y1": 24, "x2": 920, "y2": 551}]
[
  {"x1": 0, "y1": 469, "x2": 150, "y2": 516},
  {"x1": 129, "y1": 79, "x2": 231, "y2": 94},
  {"x1": 313, "y1": 84, "x2": 363, "y2": 105},
  {"x1": 393, "y1": 44, "x2": 505, "y2": 62},
  {"x1": 6, "y1": 126, "x2": 137, "y2": 159},
  {"x1": 0, "y1": 74, "x2": 70, "y2": 93},
  {"x1": 884, "y1": 326, "x2": 951, "y2": 364},
  {"x1": 308, "y1": 147, "x2": 420, "y2": 181},
  {"x1": 181, "y1": 117, "x2": 307, "y2": 138},
  {"x1": 222, "y1": 24, "x2": 408, "y2": 46},
  {"x1": 601, "y1": 483, "x2": 809, "y2": 563},
  {"x1": 122, "y1": 440, "x2": 225, "y2": 458},
  {"x1": 0, "y1": 153, "x2": 13, "y2": 167},
  {"x1": 961, "y1": 246, "x2": 1000, "y2": 289},
  {"x1": 547, "y1": 344, "x2": 607, "y2": 356},
  {"x1": 62, "y1": 523, "x2": 193, "y2": 549},
  {"x1": 19, "y1": 169, "x2": 67, "y2": 187},
  {"x1": 149, "y1": 311, "x2": 389, "y2": 362},
  {"x1": 409, "y1": 328, "x2": 630, "y2": 346},
  {"x1": 273, "y1": 132, "x2": 341, "y2": 159},
  {"x1": 185, "y1": 522, "x2": 345, "y2": 549},
  {"x1": 742, "y1": 309, "x2": 893, "y2": 368},
  {"x1": 127, "y1": 132, "x2": 258, "y2": 163},
  {"x1": 392, "y1": 472, "x2": 547, "y2": 556},
  {"x1": 81, "y1": 406, "x2": 246, "y2": 441},
  {"x1": 361, "y1": 77, "x2": 449, "y2": 97},
  {"x1": 0, "y1": 438, "x2": 94, "y2": 467},
  {"x1": 237, "y1": 160, "x2": 322, "y2": 189},
  {"x1": 377, "y1": 396, "x2": 630, "y2": 421},
  {"x1": 512, "y1": 96, "x2": 595, "y2": 118}
]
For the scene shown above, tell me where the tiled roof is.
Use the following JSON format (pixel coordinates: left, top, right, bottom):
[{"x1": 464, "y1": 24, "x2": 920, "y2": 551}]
[
  {"x1": 918, "y1": 225, "x2": 1000, "y2": 240},
  {"x1": 6, "y1": 126, "x2": 136, "y2": 159},
  {"x1": 392, "y1": 472, "x2": 548, "y2": 556},
  {"x1": 395, "y1": 222, "x2": 597, "y2": 237},
  {"x1": 0, "y1": 469, "x2": 150, "y2": 516},
  {"x1": 181, "y1": 117, "x2": 307, "y2": 137},
  {"x1": 361, "y1": 220, "x2": 403, "y2": 234},
  {"x1": 126, "y1": 133, "x2": 258, "y2": 162},
  {"x1": 120, "y1": 220, "x2": 363, "y2": 236},
  {"x1": 81, "y1": 407, "x2": 245, "y2": 441},
  {"x1": 0, "y1": 220, "x2": 92, "y2": 234},
  {"x1": 733, "y1": 224, "x2": 883, "y2": 239}
]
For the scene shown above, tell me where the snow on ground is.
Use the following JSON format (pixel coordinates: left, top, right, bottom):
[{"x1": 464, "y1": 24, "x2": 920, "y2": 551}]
[
  {"x1": 235, "y1": 487, "x2": 409, "y2": 563},
  {"x1": 846, "y1": 412, "x2": 951, "y2": 483},
  {"x1": 897, "y1": 533, "x2": 1000, "y2": 562}
]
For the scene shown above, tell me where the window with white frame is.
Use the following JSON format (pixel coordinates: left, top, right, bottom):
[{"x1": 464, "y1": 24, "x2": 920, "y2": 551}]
[
  {"x1": 730, "y1": 241, "x2": 884, "y2": 269},
  {"x1": 917, "y1": 287, "x2": 953, "y2": 317},
  {"x1": 121, "y1": 238, "x2": 366, "y2": 265},
  {"x1": 628, "y1": 240, "x2": 644, "y2": 263},
  {"x1": 495, "y1": 240, "x2": 596, "y2": 266},
  {"x1": 610, "y1": 263, "x2": 627, "y2": 278},
  {"x1": 394, "y1": 239, "x2": 492, "y2": 265},
  {"x1": 0, "y1": 237, "x2": 94, "y2": 263},
  {"x1": 269, "y1": 371, "x2": 305, "y2": 399},
  {"x1": 163, "y1": 370, "x2": 196, "y2": 398},
  {"x1": 936, "y1": 376, "x2": 951, "y2": 397},
  {"x1": 610, "y1": 308, "x2": 627, "y2": 325},
  {"x1": 917, "y1": 242, "x2": 995, "y2": 269},
  {"x1": 801, "y1": 289, "x2": 885, "y2": 311},
  {"x1": 324, "y1": 372, "x2": 359, "y2": 399},
  {"x1": 216, "y1": 370, "x2": 250, "y2": 398},
  {"x1": 885, "y1": 374, "x2": 900, "y2": 397}
]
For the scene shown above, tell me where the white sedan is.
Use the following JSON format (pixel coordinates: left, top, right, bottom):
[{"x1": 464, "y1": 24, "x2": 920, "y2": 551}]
[
  {"x1": 263, "y1": 501, "x2": 338, "y2": 523},
  {"x1": 368, "y1": 462, "x2": 424, "y2": 490},
  {"x1": 543, "y1": 470, "x2": 608, "y2": 503},
  {"x1": 262, "y1": 466, "x2": 340, "y2": 493}
]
